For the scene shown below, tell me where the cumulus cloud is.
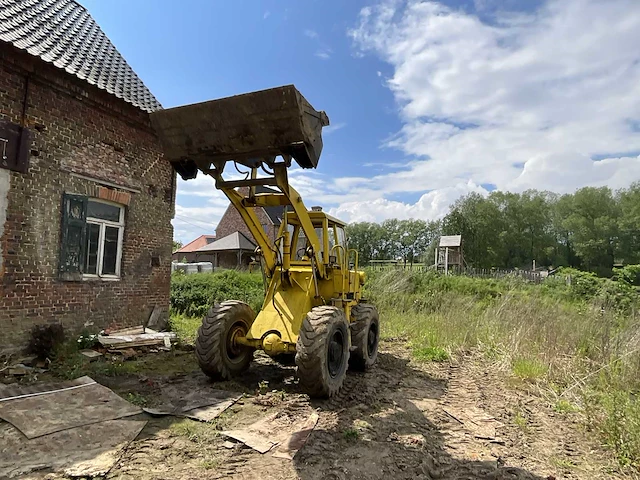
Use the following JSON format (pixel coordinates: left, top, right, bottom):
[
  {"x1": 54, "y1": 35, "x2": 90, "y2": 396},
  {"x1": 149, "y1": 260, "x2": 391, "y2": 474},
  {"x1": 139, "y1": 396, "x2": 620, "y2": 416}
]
[
  {"x1": 340, "y1": 0, "x2": 640, "y2": 216},
  {"x1": 173, "y1": 175, "x2": 228, "y2": 242},
  {"x1": 173, "y1": 0, "x2": 640, "y2": 240},
  {"x1": 328, "y1": 181, "x2": 489, "y2": 223}
]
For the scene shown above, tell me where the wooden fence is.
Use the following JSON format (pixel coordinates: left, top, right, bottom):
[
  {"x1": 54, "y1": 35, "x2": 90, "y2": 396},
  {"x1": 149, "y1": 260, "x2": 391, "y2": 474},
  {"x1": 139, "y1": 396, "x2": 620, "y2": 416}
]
[{"x1": 367, "y1": 263, "x2": 545, "y2": 283}]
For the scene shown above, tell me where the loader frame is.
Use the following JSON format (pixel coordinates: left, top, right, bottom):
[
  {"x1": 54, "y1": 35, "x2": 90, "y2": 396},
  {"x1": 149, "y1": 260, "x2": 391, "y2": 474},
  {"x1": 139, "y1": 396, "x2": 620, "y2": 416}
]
[{"x1": 205, "y1": 156, "x2": 364, "y2": 356}]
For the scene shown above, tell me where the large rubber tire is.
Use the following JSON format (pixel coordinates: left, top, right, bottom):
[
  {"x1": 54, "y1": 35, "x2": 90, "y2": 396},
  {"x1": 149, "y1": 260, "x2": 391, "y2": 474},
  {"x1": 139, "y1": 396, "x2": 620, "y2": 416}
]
[
  {"x1": 195, "y1": 300, "x2": 255, "y2": 380},
  {"x1": 296, "y1": 306, "x2": 350, "y2": 398},
  {"x1": 349, "y1": 303, "x2": 380, "y2": 371}
]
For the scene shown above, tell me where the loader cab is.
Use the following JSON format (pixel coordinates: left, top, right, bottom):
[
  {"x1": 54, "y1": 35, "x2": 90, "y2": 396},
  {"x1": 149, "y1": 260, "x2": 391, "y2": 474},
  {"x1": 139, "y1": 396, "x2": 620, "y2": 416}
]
[{"x1": 286, "y1": 210, "x2": 348, "y2": 268}]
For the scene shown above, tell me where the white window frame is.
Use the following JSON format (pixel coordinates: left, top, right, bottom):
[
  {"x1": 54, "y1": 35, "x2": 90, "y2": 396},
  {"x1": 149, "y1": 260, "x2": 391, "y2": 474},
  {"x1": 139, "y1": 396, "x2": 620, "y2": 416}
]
[{"x1": 84, "y1": 199, "x2": 125, "y2": 280}]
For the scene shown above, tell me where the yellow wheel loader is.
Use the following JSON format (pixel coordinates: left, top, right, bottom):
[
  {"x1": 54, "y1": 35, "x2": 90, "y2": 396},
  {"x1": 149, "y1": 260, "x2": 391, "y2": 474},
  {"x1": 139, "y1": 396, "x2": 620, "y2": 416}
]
[{"x1": 150, "y1": 85, "x2": 379, "y2": 397}]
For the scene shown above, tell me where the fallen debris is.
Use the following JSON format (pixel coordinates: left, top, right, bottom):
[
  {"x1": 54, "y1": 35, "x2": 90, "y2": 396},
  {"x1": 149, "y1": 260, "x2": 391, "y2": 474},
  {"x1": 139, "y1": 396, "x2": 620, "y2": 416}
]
[
  {"x1": 0, "y1": 418, "x2": 146, "y2": 479},
  {"x1": 104, "y1": 325, "x2": 146, "y2": 335},
  {"x1": 147, "y1": 306, "x2": 168, "y2": 332},
  {"x1": 98, "y1": 328, "x2": 176, "y2": 349},
  {"x1": 6, "y1": 363, "x2": 34, "y2": 376},
  {"x1": 223, "y1": 411, "x2": 319, "y2": 458},
  {"x1": 79, "y1": 349, "x2": 103, "y2": 361},
  {"x1": 141, "y1": 384, "x2": 240, "y2": 422},
  {"x1": 0, "y1": 376, "x2": 142, "y2": 438}
]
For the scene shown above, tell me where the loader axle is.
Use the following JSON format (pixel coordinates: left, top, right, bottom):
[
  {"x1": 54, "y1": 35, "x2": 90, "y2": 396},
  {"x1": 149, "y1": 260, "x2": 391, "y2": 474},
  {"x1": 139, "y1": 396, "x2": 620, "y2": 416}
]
[{"x1": 234, "y1": 333, "x2": 297, "y2": 356}]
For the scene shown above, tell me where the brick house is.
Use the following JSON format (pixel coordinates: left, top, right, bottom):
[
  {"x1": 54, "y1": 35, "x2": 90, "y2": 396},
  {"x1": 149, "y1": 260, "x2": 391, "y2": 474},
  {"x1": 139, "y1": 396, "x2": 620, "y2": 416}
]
[
  {"x1": 0, "y1": 0, "x2": 175, "y2": 352},
  {"x1": 215, "y1": 186, "x2": 284, "y2": 244},
  {"x1": 193, "y1": 231, "x2": 257, "y2": 268},
  {"x1": 172, "y1": 234, "x2": 216, "y2": 263}
]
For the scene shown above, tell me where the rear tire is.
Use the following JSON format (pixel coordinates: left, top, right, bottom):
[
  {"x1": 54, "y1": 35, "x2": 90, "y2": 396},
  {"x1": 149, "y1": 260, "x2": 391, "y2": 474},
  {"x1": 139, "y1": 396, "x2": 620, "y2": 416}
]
[
  {"x1": 296, "y1": 306, "x2": 350, "y2": 398},
  {"x1": 195, "y1": 300, "x2": 255, "y2": 380},
  {"x1": 349, "y1": 303, "x2": 379, "y2": 371}
]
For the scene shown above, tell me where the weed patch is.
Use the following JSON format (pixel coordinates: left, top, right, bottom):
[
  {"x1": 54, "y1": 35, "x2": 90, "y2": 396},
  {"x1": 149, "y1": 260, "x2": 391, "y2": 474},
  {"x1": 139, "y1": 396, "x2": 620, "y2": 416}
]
[
  {"x1": 343, "y1": 428, "x2": 360, "y2": 442},
  {"x1": 512, "y1": 358, "x2": 548, "y2": 381},
  {"x1": 412, "y1": 345, "x2": 449, "y2": 362}
]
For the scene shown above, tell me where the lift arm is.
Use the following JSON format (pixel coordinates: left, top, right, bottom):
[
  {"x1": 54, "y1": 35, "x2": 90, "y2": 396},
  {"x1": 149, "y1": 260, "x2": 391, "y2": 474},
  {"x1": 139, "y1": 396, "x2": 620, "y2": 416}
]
[{"x1": 208, "y1": 160, "x2": 325, "y2": 279}]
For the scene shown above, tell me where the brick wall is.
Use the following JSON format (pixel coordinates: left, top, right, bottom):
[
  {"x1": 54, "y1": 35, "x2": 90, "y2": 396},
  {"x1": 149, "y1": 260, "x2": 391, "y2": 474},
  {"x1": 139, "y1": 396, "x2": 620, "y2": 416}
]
[
  {"x1": 0, "y1": 44, "x2": 175, "y2": 353},
  {"x1": 215, "y1": 187, "x2": 279, "y2": 244}
]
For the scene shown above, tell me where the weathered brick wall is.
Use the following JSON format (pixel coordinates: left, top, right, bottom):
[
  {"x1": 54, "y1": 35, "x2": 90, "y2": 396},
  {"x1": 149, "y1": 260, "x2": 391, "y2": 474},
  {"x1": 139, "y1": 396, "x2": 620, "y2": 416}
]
[
  {"x1": 0, "y1": 44, "x2": 175, "y2": 353},
  {"x1": 215, "y1": 188, "x2": 278, "y2": 243}
]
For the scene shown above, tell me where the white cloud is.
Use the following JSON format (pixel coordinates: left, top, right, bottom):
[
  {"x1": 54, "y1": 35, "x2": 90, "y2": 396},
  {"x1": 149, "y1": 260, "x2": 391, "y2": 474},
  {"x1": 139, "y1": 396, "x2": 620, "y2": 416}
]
[
  {"x1": 173, "y1": 0, "x2": 640, "y2": 240},
  {"x1": 304, "y1": 29, "x2": 319, "y2": 38},
  {"x1": 328, "y1": 181, "x2": 489, "y2": 223},
  {"x1": 263, "y1": 11, "x2": 270, "y2": 19},
  {"x1": 341, "y1": 0, "x2": 640, "y2": 217},
  {"x1": 315, "y1": 48, "x2": 332, "y2": 60},
  {"x1": 323, "y1": 122, "x2": 347, "y2": 134},
  {"x1": 173, "y1": 175, "x2": 228, "y2": 242}
]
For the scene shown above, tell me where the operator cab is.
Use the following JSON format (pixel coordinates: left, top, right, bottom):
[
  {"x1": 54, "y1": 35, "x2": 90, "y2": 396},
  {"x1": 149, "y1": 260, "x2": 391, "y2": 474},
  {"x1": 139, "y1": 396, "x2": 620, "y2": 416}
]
[{"x1": 286, "y1": 209, "x2": 348, "y2": 268}]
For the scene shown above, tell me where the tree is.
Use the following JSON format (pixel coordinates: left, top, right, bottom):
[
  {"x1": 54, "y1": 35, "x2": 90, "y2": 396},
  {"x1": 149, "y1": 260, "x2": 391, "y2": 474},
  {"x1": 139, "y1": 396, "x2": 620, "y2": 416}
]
[
  {"x1": 617, "y1": 183, "x2": 640, "y2": 265},
  {"x1": 558, "y1": 187, "x2": 620, "y2": 276},
  {"x1": 345, "y1": 222, "x2": 384, "y2": 265},
  {"x1": 172, "y1": 240, "x2": 183, "y2": 253}
]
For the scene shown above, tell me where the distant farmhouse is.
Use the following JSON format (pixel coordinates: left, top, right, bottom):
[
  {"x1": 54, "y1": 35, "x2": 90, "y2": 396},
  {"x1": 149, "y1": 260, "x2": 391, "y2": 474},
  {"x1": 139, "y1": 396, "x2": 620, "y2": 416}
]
[
  {"x1": 173, "y1": 235, "x2": 216, "y2": 263},
  {"x1": 177, "y1": 186, "x2": 285, "y2": 269}
]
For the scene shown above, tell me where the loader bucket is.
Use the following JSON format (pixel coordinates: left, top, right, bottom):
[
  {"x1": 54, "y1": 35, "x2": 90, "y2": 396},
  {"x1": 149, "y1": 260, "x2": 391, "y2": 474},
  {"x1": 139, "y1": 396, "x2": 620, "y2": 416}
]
[{"x1": 150, "y1": 85, "x2": 329, "y2": 179}]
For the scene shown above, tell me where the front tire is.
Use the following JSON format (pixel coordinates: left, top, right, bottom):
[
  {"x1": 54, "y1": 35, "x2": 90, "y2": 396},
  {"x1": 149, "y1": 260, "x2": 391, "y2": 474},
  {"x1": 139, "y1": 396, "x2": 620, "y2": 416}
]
[
  {"x1": 349, "y1": 303, "x2": 379, "y2": 371},
  {"x1": 195, "y1": 301, "x2": 255, "y2": 380},
  {"x1": 296, "y1": 306, "x2": 350, "y2": 398}
]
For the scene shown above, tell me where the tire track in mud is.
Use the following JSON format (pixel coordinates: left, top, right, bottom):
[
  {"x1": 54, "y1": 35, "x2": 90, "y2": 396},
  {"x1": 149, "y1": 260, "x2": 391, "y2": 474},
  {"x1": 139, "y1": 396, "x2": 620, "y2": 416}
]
[{"x1": 105, "y1": 344, "x2": 631, "y2": 480}]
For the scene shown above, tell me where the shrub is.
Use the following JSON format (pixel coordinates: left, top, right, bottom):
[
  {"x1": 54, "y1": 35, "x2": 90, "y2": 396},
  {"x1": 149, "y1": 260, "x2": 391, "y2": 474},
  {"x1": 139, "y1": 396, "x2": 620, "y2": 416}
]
[
  {"x1": 170, "y1": 270, "x2": 265, "y2": 317},
  {"x1": 28, "y1": 323, "x2": 65, "y2": 358}
]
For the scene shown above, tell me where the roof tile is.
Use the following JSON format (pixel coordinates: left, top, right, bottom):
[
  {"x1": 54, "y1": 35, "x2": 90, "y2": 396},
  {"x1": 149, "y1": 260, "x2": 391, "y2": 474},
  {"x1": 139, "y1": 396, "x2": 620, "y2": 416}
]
[{"x1": 0, "y1": 0, "x2": 161, "y2": 113}]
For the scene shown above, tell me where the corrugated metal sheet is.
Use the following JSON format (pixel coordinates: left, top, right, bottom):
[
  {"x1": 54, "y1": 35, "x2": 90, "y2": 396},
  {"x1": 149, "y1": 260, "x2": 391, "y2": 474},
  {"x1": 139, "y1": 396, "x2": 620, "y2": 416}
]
[
  {"x1": 0, "y1": 0, "x2": 162, "y2": 113},
  {"x1": 439, "y1": 235, "x2": 462, "y2": 247}
]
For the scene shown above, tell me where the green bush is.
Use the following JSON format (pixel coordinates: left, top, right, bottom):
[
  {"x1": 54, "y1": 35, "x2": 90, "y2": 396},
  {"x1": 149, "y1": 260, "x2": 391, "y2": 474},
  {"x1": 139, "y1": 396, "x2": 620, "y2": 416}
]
[{"x1": 170, "y1": 270, "x2": 265, "y2": 317}]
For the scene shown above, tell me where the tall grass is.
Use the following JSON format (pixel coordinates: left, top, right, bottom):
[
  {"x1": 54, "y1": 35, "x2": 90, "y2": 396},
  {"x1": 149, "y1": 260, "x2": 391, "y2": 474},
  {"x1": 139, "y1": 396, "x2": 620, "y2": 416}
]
[
  {"x1": 168, "y1": 267, "x2": 640, "y2": 467},
  {"x1": 366, "y1": 269, "x2": 640, "y2": 468}
]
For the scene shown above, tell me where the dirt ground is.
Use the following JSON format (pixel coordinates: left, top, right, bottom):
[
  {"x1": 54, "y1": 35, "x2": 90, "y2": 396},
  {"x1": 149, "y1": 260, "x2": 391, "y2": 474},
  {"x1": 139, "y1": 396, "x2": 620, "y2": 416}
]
[{"x1": 10, "y1": 340, "x2": 637, "y2": 480}]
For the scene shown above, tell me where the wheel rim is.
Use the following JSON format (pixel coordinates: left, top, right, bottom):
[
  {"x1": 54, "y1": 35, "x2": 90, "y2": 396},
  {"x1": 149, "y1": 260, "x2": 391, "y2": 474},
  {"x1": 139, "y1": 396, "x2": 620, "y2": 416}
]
[
  {"x1": 226, "y1": 320, "x2": 249, "y2": 365},
  {"x1": 327, "y1": 328, "x2": 345, "y2": 378},
  {"x1": 367, "y1": 322, "x2": 378, "y2": 357}
]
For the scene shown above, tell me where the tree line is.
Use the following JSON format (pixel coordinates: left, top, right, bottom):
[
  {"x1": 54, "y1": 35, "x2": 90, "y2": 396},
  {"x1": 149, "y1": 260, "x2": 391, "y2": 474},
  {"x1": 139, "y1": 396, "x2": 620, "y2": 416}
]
[{"x1": 345, "y1": 184, "x2": 640, "y2": 276}]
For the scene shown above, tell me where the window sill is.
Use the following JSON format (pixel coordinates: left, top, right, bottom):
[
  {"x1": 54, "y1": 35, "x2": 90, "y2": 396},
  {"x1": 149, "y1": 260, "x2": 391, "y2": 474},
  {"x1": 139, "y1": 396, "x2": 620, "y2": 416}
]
[{"x1": 82, "y1": 275, "x2": 121, "y2": 282}]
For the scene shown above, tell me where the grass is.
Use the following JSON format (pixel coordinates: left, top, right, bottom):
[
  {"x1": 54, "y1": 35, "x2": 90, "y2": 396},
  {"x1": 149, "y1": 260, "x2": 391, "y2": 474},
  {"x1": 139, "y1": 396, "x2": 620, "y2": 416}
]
[
  {"x1": 48, "y1": 336, "x2": 198, "y2": 381},
  {"x1": 169, "y1": 313, "x2": 202, "y2": 345},
  {"x1": 513, "y1": 411, "x2": 529, "y2": 432},
  {"x1": 512, "y1": 357, "x2": 548, "y2": 381},
  {"x1": 554, "y1": 399, "x2": 579, "y2": 414},
  {"x1": 343, "y1": 428, "x2": 360, "y2": 441},
  {"x1": 164, "y1": 268, "x2": 640, "y2": 468},
  {"x1": 364, "y1": 268, "x2": 640, "y2": 468},
  {"x1": 550, "y1": 457, "x2": 576, "y2": 470},
  {"x1": 170, "y1": 419, "x2": 222, "y2": 470},
  {"x1": 125, "y1": 392, "x2": 149, "y2": 407},
  {"x1": 411, "y1": 345, "x2": 449, "y2": 362}
]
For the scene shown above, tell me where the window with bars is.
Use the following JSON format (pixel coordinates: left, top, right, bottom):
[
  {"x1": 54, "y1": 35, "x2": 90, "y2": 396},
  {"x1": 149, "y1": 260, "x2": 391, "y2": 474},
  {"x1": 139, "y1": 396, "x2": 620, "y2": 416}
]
[{"x1": 59, "y1": 194, "x2": 125, "y2": 281}]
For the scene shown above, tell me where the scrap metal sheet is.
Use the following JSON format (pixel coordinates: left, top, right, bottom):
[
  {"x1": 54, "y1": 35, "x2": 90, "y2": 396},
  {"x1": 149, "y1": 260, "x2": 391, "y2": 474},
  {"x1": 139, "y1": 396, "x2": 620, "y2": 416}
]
[
  {"x1": 223, "y1": 411, "x2": 319, "y2": 458},
  {"x1": 0, "y1": 418, "x2": 146, "y2": 479},
  {"x1": 0, "y1": 376, "x2": 141, "y2": 438}
]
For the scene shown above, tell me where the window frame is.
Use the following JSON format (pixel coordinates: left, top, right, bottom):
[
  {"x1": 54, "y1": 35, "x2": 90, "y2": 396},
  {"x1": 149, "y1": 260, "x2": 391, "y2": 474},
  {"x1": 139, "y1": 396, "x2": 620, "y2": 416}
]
[{"x1": 83, "y1": 199, "x2": 125, "y2": 280}]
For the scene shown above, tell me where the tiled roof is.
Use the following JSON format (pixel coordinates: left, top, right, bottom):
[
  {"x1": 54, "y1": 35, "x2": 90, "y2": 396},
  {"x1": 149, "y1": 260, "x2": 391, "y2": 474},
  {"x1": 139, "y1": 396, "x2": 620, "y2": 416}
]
[
  {"x1": 177, "y1": 235, "x2": 216, "y2": 253},
  {"x1": 195, "y1": 232, "x2": 256, "y2": 253},
  {"x1": 0, "y1": 0, "x2": 162, "y2": 113}
]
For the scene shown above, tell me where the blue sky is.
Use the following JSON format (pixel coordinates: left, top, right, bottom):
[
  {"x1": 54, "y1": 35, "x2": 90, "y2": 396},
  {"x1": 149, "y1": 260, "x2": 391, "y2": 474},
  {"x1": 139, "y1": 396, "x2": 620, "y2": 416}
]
[{"x1": 80, "y1": 0, "x2": 640, "y2": 243}]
